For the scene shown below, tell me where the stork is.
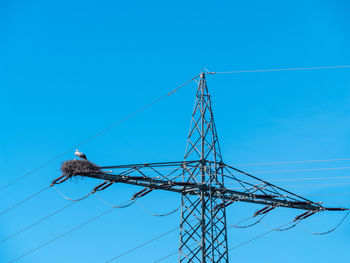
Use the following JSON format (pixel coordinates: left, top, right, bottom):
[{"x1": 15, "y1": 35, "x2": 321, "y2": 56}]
[{"x1": 74, "y1": 149, "x2": 87, "y2": 160}]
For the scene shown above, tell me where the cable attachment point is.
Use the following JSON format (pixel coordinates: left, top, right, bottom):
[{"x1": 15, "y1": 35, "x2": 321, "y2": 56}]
[
  {"x1": 214, "y1": 200, "x2": 236, "y2": 210},
  {"x1": 253, "y1": 205, "x2": 276, "y2": 217},
  {"x1": 253, "y1": 194, "x2": 277, "y2": 199},
  {"x1": 325, "y1": 207, "x2": 349, "y2": 211},
  {"x1": 167, "y1": 89, "x2": 177, "y2": 96},
  {"x1": 50, "y1": 175, "x2": 70, "y2": 186},
  {"x1": 131, "y1": 187, "x2": 153, "y2": 200},
  {"x1": 174, "y1": 182, "x2": 194, "y2": 186},
  {"x1": 293, "y1": 210, "x2": 317, "y2": 222},
  {"x1": 92, "y1": 181, "x2": 114, "y2": 193}
]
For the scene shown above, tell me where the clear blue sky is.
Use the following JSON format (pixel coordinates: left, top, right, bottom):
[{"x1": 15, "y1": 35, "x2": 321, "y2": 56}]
[{"x1": 1, "y1": 0, "x2": 350, "y2": 262}]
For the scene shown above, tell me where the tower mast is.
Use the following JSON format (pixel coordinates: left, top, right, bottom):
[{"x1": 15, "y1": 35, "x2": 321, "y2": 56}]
[{"x1": 180, "y1": 73, "x2": 229, "y2": 262}]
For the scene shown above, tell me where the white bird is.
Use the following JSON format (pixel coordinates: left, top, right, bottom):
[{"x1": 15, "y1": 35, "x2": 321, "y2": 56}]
[{"x1": 75, "y1": 149, "x2": 87, "y2": 160}]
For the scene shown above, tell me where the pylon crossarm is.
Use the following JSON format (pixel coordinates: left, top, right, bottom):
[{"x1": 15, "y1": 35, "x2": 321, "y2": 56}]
[
  {"x1": 68, "y1": 170, "x2": 325, "y2": 212},
  {"x1": 223, "y1": 164, "x2": 317, "y2": 204},
  {"x1": 56, "y1": 159, "x2": 345, "y2": 212},
  {"x1": 101, "y1": 160, "x2": 314, "y2": 207}
]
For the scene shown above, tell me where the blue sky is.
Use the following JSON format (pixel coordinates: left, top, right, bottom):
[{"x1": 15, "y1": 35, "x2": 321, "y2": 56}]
[{"x1": 1, "y1": 0, "x2": 350, "y2": 262}]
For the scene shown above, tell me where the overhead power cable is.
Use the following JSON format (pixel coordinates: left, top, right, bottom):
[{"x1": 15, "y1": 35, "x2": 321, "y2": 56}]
[
  {"x1": 129, "y1": 167, "x2": 350, "y2": 180},
  {"x1": 51, "y1": 185, "x2": 93, "y2": 202},
  {"x1": 232, "y1": 157, "x2": 350, "y2": 167},
  {"x1": 321, "y1": 201, "x2": 350, "y2": 203},
  {"x1": 227, "y1": 182, "x2": 350, "y2": 191},
  {"x1": 227, "y1": 221, "x2": 293, "y2": 253},
  {"x1": 159, "y1": 212, "x2": 348, "y2": 260},
  {"x1": 9, "y1": 199, "x2": 134, "y2": 263},
  {"x1": 134, "y1": 200, "x2": 180, "y2": 217},
  {"x1": 251, "y1": 166, "x2": 350, "y2": 175},
  {"x1": 153, "y1": 249, "x2": 179, "y2": 262},
  {"x1": 153, "y1": 209, "x2": 349, "y2": 262},
  {"x1": 0, "y1": 186, "x2": 49, "y2": 216},
  {"x1": 95, "y1": 191, "x2": 179, "y2": 215},
  {"x1": 223, "y1": 175, "x2": 350, "y2": 184},
  {"x1": 231, "y1": 214, "x2": 267, "y2": 229},
  {"x1": 94, "y1": 193, "x2": 136, "y2": 208},
  {"x1": 9, "y1": 207, "x2": 115, "y2": 263},
  {"x1": 299, "y1": 210, "x2": 350, "y2": 235},
  {"x1": 109, "y1": 213, "x2": 268, "y2": 263},
  {"x1": 303, "y1": 193, "x2": 350, "y2": 197},
  {"x1": 0, "y1": 74, "x2": 199, "y2": 192},
  {"x1": 212, "y1": 65, "x2": 350, "y2": 74},
  {"x1": 0, "y1": 183, "x2": 91, "y2": 217},
  {"x1": 0, "y1": 202, "x2": 76, "y2": 244},
  {"x1": 153, "y1": 215, "x2": 266, "y2": 262},
  {"x1": 105, "y1": 225, "x2": 181, "y2": 263},
  {"x1": 1, "y1": 185, "x2": 141, "y2": 245}
]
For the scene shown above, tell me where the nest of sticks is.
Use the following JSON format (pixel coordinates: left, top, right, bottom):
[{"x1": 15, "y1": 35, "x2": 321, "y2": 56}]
[{"x1": 61, "y1": 159, "x2": 102, "y2": 176}]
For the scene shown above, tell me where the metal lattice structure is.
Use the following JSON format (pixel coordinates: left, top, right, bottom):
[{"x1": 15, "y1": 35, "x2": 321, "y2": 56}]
[
  {"x1": 179, "y1": 73, "x2": 228, "y2": 262},
  {"x1": 53, "y1": 72, "x2": 346, "y2": 263}
]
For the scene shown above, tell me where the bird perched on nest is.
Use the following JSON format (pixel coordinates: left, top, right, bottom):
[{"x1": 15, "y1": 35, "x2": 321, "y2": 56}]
[{"x1": 74, "y1": 149, "x2": 87, "y2": 160}]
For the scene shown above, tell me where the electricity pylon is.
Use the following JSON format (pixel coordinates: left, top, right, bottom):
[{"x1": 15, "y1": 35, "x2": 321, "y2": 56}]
[
  {"x1": 53, "y1": 72, "x2": 345, "y2": 262},
  {"x1": 180, "y1": 73, "x2": 228, "y2": 262}
]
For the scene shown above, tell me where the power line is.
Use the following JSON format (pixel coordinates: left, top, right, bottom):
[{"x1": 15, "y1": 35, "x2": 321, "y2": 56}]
[
  {"x1": 155, "y1": 211, "x2": 349, "y2": 261},
  {"x1": 223, "y1": 175, "x2": 350, "y2": 184},
  {"x1": 110, "y1": 215, "x2": 263, "y2": 263},
  {"x1": 94, "y1": 193, "x2": 136, "y2": 208},
  {"x1": 212, "y1": 65, "x2": 350, "y2": 74},
  {"x1": 227, "y1": 221, "x2": 293, "y2": 253},
  {"x1": 321, "y1": 201, "x2": 350, "y2": 203},
  {"x1": 153, "y1": 249, "x2": 179, "y2": 263},
  {"x1": 108, "y1": 162, "x2": 350, "y2": 173},
  {"x1": 9, "y1": 207, "x2": 115, "y2": 263},
  {"x1": 0, "y1": 173, "x2": 128, "y2": 221},
  {"x1": 227, "y1": 182, "x2": 350, "y2": 190},
  {"x1": 105, "y1": 225, "x2": 180, "y2": 263},
  {"x1": 154, "y1": 208, "x2": 350, "y2": 263},
  {"x1": 0, "y1": 75, "x2": 199, "y2": 192},
  {"x1": 299, "y1": 210, "x2": 350, "y2": 235},
  {"x1": 0, "y1": 186, "x2": 49, "y2": 216},
  {"x1": 252, "y1": 166, "x2": 350, "y2": 175},
  {"x1": 231, "y1": 157, "x2": 350, "y2": 167},
  {"x1": 0, "y1": 184, "x2": 91, "y2": 218},
  {"x1": 134, "y1": 166, "x2": 350, "y2": 180},
  {"x1": 93, "y1": 194, "x2": 136, "y2": 209},
  {"x1": 134, "y1": 200, "x2": 180, "y2": 217},
  {"x1": 6, "y1": 188, "x2": 344, "y2": 262},
  {"x1": 51, "y1": 185, "x2": 93, "y2": 202},
  {"x1": 152, "y1": 215, "x2": 265, "y2": 262},
  {"x1": 303, "y1": 193, "x2": 350, "y2": 197},
  {"x1": 116, "y1": 171, "x2": 350, "y2": 191},
  {"x1": 0, "y1": 202, "x2": 76, "y2": 244},
  {"x1": 1, "y1": 189, "x2": 143, "y2": 246},
  {"x1": 9, "y1": 199, "x2": 134, "y2": 263}
]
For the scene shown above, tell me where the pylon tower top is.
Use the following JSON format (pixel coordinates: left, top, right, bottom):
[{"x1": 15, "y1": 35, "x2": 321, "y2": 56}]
[{"x1": 180, "y1": 72, "x2": 229, "y2": 262}]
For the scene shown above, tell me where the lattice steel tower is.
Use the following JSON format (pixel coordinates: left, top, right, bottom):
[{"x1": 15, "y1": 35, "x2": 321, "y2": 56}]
[
  {"x1": 180, "y1": 73, "x2": 228, "y2": 262},
  {"x1": 55, "y1": 71, "x2": 346, "y2": 263}
]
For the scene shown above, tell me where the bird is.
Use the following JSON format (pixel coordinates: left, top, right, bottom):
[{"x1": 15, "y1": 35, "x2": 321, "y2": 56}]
[{"x1": 74, "y1": 149, "x2": 87, "y2": 160}]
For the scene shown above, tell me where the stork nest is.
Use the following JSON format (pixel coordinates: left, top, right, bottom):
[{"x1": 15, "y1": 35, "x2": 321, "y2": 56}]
[{"x1": 61, "y1": 159, "x2": 102, "y2": 176}]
